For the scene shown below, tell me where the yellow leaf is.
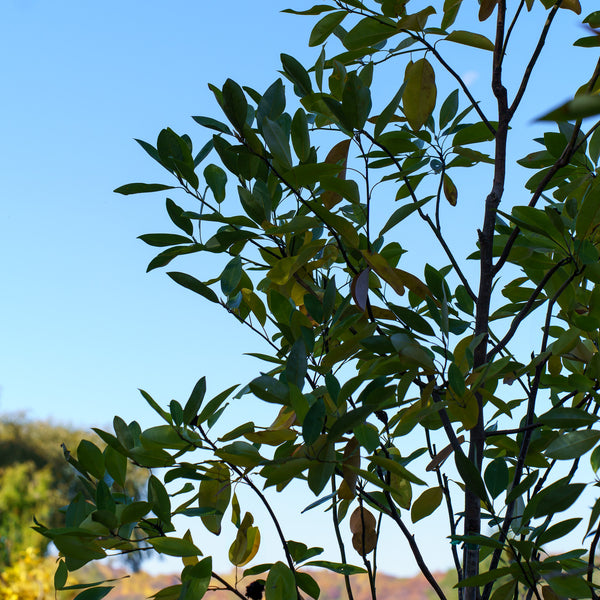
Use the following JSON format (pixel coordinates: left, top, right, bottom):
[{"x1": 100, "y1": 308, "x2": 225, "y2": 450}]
[{"x1": 403, "y1": 58, "x2": 436, "y2": 131}]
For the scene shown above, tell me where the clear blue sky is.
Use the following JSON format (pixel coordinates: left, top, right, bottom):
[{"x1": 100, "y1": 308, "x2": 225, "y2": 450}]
[{"x1": 1, "y1": 0, "x2": 595, "y2": 580}]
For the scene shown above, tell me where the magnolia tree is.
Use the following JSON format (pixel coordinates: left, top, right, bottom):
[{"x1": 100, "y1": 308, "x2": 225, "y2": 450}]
[{"x1": 39, "y1": 1, "x2": 600, "y2": 599}]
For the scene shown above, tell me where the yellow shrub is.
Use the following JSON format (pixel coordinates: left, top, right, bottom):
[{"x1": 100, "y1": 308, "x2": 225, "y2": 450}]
[{"x1": 0, "y1": 548, "x2": 75, "y2": 600}]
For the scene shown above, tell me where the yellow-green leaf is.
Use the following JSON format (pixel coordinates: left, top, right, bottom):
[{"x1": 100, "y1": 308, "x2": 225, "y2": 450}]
[
  {"x1": 402, "y1": 58, "x2": 437, "y2": 131},
  {"x1": 411, "y1": 486, "x2": 443, "y2": 523},
  {"x1": 445, "y1": 30, "x2": 494, "y2": 51},
  {"x1": 443, "y1": 174, "x2": 458, "y2": 206}
]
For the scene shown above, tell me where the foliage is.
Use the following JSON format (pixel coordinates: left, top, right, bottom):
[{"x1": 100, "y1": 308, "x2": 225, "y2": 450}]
[
  {"x1": 0, "y1": 415, "x2": 147, "y2": 570},
  {"x1": 0, "y1": 547, "x2": 78, "y2": 600},
  {"x1": 39, "y1": 1, "x2": 600, "y2": 600}
]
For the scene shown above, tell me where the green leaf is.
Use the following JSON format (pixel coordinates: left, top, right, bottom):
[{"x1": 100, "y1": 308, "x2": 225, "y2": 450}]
[
  {"x1": 167, "y1": 272, "x2": 219, "y2": 303},
  {"x1": 305, "y1": 560, "x2": 367, "y2": 575},
  {"x1": 256, "y1": 79, "x2": 286, "y2": 127},
  {"x1": 379, "y1": 197, "x2": 431, "y2": 236},
  {"x1": 455, "y1": 450, "x2": 488, "y2": 502},
  {"x1": 166, "y1": 198, "x2": 194, "y2": 236},
  {"x1": 342, "y1": 71, "x2": 371, "y2": 130},
  {"x1": 146, "y1": 244, "x2": 203, "y2": 272},
  {"x1": 411, "y1": 486, "x2": 443, "y2": 523},
  {"x1": 216, "y1": 442, "x2": 263, "y2": 468},
  {"x1": 265, "y1": 562, "x2": 297, "y2": 600},
  {"x1": 403, "y1": 58, "x2": 437, "y2": 131},
  {"x1": 296, "y1": 572, "x2": 320, "y2": 600},
  {"x1": 439, "y1": 89, "x2": 459, "y2": 129},
  {"x1": 280, "y1": 54, "x2": 312, "y2": 97},
  {"x1": 484, "y1": 458, "x2": 509, "y2": 499},
  {"x1": 148, "y1": 475, "x2": 171, "y2": 523},
  {"x1": 120, "y1": 501, "x2": 152, "y2": 525},
  {"x1": 309, "y1": 10, "x2": 347, "y2": 46},
  {"x1": 262, "y1": 117, "x2": 293, "y2": 168},
  {"x1": 183, "y1": 377, "x2": 207, "y2": 425},
  {"x1": 222, "y1": 79, "x2": 248, "y2": 131},
  {"x1": 453, "y1": 121, "x2": 496, "y2": 145},
  {"x1": 547, "y1": 575, "x2": 591, "y2": 599},
  {"x1": 104, "y1": 445, "x2": 127, "y2": 487},
  {"x1": 291, "y1": 109, "x2": 311, "y2": 162},
  {"x1": 303, "y1": 399, "x2": 326, "y2": 446},
  {"x1": 445, "y1": 30, "x2": 494, "y2": 51},
  {"x1": 198, "y1": 464, "x2": 231, "y2": 535},
  {"x1": 182, "y1": 557, "x2": 212, "y2": 599},
  {"x1": 249, "y1": 375, "x2": 289, "y2": 404},
  {"x1": 220, "y1": 256, "x2": 243, "y2": 297},
  {"x1": 203, "y1": 164, "x2": 227, "y2": 203},
  {"x1": 73, "y1": 588, "x2": 114, "y2": 600},
  {"x1": 536, "y1": 518, "x2": 581, "y2": 546},
  {"x1": 192, "y1": 115, "x2": 232, "y2": 135},
  {"x1": 538, "y1": 407, "x2": 598, "y2": 429},
  {"x1": 138, "y1": 233, "x2": 193, "y2": 247},
  {"x1": 374, "y1": 83, "x2": 406, "y2": 138},
  {"x1": 77, "y1": 440, "x2": 105, "y2": 480},
  {"x1": 344, "y1": 16, "x2": 397, "y2": 50},
  {"x1": 148, "y1": 537, "x2": 201, "y2": 557},
  {"x1": 114, "y1": 183, "x2": 175, "y2": 195},
  {"x1": 448, "y1": 362, "x2": 466, "y2": 395},
  {"x1": 574, "y1": 35, "x2": 600, "y2": 48},
  {"x1": 54, "y1": 560, "x2": 68, "y2": 590},
  {"x1": 538, "y1": 95, "x2": 600, "y2": 122},
  {"x1": 530, "y1": 479, "x2": 585, "y2": 519},
  {"x1": 286, "y1": 339, "x2": 307, "y2": 390},
  {"x1": 545, "y1": 430, "x2": 600, "y2": 460}
]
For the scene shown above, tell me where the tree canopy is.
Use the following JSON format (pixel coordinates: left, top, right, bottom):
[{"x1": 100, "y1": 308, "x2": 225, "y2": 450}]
[{"x1": 37, "y1": 2, "x2": 600, "y2": 600}]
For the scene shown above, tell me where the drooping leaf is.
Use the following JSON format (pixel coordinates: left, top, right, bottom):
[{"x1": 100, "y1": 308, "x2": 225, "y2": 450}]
[{"x1": 403, "y1": 59, "x2": 437, "y2": 131}]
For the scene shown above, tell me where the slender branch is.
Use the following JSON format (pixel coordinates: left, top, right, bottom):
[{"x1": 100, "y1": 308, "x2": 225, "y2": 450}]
[
  {"x1": 487, "y1": 258, "x2": 571, "y2": 361},
  {"x1": 508, "y1": 0, "x2": 563, "y2": 118},
  {"x1": 211, "y1": 572, "x2": 246, "y2": 600},
  {"x1": 482, "y1": 267, "x2": 580, "y2": 600},
  {"x1": 197, "y1": 425, "x2": 297, "y2": 576},
  {"x1": 360, "y1": 129, "x2": 477, "y2": 302},
  {"x1": 501, "y1": 0, "x2": 526, "y2": 59},
  {"x1": 493, "y1": 57, "x2": 599, "y2": 276},
  {"x1": 407, "y1": 34, "x2": 496, "y2": 136},
  {"x1": 359, "y1": 487, "x2": 448, "y2": 600},
  {"x1": 331, "y1": 477, "x2": 356, "y2": 600}
]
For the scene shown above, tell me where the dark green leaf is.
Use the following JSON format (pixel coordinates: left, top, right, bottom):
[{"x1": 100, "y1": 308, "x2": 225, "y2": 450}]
[
  {"x1": 545, "y1": 430, "x2": 600, "y2": 460},
  {"x1": 114, "y1": 183, "x2": 175, "y2": 195},
  {"x1": 280, "y1": 54, "x2": 313, "y2": 97},
  {"x1": 484, "y1": 458, "x2": 509, "y2": 499},
  {"x1": 262, "y1": 117, "x2": 293, "y2": 168},
  {"x1": 309, "y1": 11, "x2": 347, "y2": 47},
  {"x1": 192, "y1": 115, "x2": 232, "y2": 134},
  {"x1": 305, "y1": 560, "x2": 367, "y2": 575},
  {"x1": 138, "y1": 233, "x2": 193, "y2": 247},
  {"x1": 204, "y1": 164, "x2": 227, "y2": 203},
  {"x1": 222, "y1": 79, "x2": 248, "y2": 131},
  {"x1": 167, "y1": 272, "x2": 219, "y2": 303}
]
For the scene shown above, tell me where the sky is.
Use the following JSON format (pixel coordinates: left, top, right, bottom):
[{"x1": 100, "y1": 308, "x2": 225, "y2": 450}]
[{"x1": 1, "y1": 0, "x2": 597, "y2": 582}]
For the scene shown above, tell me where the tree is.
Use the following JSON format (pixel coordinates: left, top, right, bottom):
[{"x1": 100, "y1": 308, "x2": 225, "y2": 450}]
[
  {"x1": 0, "y1": 415, "x2": 148, "y2": 571},
  {"x1": 38, "y1": 1, "x2": 600, "y2": 599}
]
